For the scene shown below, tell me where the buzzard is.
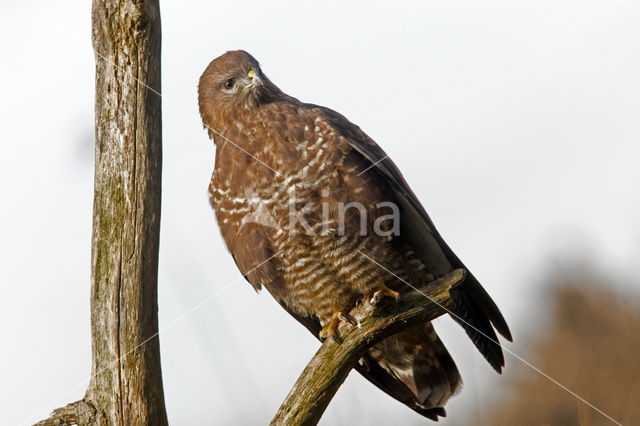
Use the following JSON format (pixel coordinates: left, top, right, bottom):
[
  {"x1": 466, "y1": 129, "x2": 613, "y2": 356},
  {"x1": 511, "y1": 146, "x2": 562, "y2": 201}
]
[{"x1": 198, "y1": 50, "x2": 512, "y2": 420}]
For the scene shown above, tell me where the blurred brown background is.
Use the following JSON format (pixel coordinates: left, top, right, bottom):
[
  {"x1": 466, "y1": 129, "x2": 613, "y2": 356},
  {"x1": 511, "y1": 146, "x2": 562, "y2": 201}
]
[{"x1": 479, "y1": 267, "x2": 640, "y2": 426}]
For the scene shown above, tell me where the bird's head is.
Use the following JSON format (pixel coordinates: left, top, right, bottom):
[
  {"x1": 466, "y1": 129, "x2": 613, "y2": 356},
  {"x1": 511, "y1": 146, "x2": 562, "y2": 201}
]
[{"x1": 198, "y1": 50, "x2": 282, "y2": 137}]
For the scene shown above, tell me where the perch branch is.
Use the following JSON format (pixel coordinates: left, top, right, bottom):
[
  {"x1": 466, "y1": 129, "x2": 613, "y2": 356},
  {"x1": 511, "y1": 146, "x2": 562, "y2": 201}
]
[{"x1": 270, "y1": 268, "x2": 466, "y2": 426}]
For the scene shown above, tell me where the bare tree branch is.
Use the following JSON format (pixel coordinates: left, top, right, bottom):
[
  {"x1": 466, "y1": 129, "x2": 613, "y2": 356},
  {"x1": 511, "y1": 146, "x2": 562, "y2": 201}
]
[
  {"x1": 37, "y1": 1, "x2": 167, "y2": 424},
  {"x1": 270, "y1": 269, "x2": 466, "y2": 426}
]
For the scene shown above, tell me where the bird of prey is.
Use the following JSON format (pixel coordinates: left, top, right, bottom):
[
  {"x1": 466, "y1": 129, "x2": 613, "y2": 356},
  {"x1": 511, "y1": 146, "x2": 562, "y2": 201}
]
[{"x1": 198, "y1": 50, "x2": 512, "y2": 420}]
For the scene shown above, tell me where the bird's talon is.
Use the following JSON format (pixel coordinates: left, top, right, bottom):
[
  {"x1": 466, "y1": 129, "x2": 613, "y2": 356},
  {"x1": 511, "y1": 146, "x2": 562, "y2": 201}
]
[
  {"x1": 338, "y1": 312, "x2": 356, "y2": 326},
  {"x1": 370, "y1": 288, "x2": 401, "y2": 305},
  {"x1": 319, "y1": 311, "x2": 353, "y2": 342}
]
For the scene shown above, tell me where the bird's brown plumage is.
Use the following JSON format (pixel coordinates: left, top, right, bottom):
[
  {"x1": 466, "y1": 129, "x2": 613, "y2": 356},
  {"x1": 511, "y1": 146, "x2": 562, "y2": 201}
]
[{"x1": 198, "y1": 50, "x2": 512, "y2": 420}]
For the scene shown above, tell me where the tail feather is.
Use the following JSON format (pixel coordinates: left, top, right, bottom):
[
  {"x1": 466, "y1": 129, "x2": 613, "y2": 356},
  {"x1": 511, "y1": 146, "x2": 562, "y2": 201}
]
[
  {"x1": 467, "y1": 275, "x2": 513, "y2": 341},
  {"x1": 450, "y1": 273, "x2": 512, "y2": 372},
  {"x1": 364, "y1": 323, "x2": 462, "y2": 416},
  {"x1": 415, "y1": 406, "x2": 447, "y2": 421}
]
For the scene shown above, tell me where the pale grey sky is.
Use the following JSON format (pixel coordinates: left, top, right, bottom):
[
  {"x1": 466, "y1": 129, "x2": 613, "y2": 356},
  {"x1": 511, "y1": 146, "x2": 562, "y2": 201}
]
[{"x1": 1, "y1": 1, "x2": 639, "y2": 425}]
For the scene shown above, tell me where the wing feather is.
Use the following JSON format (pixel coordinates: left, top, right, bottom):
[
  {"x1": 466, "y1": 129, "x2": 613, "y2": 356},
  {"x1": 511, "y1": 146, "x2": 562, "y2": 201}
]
[{"x1": 311, "y1": 104, "x2": 513, "y2": 371}]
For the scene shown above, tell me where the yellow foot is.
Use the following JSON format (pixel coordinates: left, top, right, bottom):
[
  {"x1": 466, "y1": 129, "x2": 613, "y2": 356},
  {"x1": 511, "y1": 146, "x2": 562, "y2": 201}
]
[
  {"x1": 369, "y1": 286, "x2": 401, "y2": 306},
  {"x1": 319, "y1": 311, "x2": 355, "y2": 342}
]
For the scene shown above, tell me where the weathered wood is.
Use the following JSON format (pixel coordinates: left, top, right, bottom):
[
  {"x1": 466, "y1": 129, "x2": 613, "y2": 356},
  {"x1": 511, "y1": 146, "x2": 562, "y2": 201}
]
[
  {"x1": 36, "y1": 1, "x2": 166, "y2": 424},
  {"x1": 270, "y1": 269, "x2": 466, "y2": 426}
]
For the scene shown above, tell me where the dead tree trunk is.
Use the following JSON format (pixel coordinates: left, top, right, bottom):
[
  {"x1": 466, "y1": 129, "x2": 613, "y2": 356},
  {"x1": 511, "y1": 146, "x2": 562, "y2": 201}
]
[
  {"x1": 270, "y1": 269, "x2": 465, "y2": 426},
  {"x1": 37, "y1": 1, "x2": 167, "y2": 424}
]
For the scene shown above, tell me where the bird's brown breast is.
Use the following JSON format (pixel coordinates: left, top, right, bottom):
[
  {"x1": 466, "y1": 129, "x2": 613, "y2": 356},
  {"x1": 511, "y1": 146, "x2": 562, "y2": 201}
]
[{"x1": 208, "y1": 104, "x2": 419, "y2": 324}]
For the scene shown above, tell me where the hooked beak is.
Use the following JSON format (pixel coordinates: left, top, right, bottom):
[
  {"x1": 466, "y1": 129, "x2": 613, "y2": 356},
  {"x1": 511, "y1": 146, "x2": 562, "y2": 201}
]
[{"x1": 245, "y1": 68, "x2": 263, "y2": 89}]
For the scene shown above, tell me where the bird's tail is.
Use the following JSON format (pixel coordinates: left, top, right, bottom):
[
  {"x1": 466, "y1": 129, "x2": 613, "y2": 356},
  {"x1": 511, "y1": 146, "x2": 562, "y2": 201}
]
[
  {"x1": 358, "y1": 322, "x2": 462, "y2": 421},
  {"x1": 449, "y1": 272, "x2": 513, "y2": 372}
]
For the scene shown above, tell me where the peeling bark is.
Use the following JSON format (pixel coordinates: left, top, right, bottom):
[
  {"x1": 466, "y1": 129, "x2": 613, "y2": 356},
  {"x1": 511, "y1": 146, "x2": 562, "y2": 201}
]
[{"x1": 37, "y1": 1, "x2": 167, "y2": 424}]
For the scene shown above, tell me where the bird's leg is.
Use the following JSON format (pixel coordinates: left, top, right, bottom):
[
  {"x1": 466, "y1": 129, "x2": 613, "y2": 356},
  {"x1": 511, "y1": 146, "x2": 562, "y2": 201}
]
[
  {"x1": 367, "y1": 285, "x2": 401, "y2": 306},
  {"x1": 319, "y1": 310, "x2": 354, "y2": 342}
]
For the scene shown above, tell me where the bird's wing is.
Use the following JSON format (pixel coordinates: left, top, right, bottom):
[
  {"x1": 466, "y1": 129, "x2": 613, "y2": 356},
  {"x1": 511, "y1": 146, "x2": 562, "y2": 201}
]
[
  {"x1": 223, "y1": 221, "x2": 279, "y2": 293},
  {"x1": 311, "y1": 104, "x2": 512, "y2": 372}
]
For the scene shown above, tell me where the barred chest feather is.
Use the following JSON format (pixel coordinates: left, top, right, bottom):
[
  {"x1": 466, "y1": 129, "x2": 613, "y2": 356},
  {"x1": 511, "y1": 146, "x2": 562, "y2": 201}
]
[{"x1": 209, "y1": 110, "x2": 425, "y2": 326}]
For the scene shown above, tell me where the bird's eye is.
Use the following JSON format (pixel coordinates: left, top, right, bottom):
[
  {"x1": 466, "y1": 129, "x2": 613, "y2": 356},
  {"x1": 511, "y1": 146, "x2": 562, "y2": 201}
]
[{"x1": 223, "y1": 78, "x2": 236, "y2": 90}]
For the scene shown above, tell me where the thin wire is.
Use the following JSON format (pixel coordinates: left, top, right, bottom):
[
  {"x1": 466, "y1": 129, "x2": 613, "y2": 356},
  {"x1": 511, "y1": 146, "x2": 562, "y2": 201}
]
[
  {"x1": 358, "y1": 250, "x2": 623, "y2": 426},
  {"x1": 357, "y1": 0, "x2": 625, "y2": 176},
  {"x1": 22, "y1": 250, "x2": 281, "y2": 425}
]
